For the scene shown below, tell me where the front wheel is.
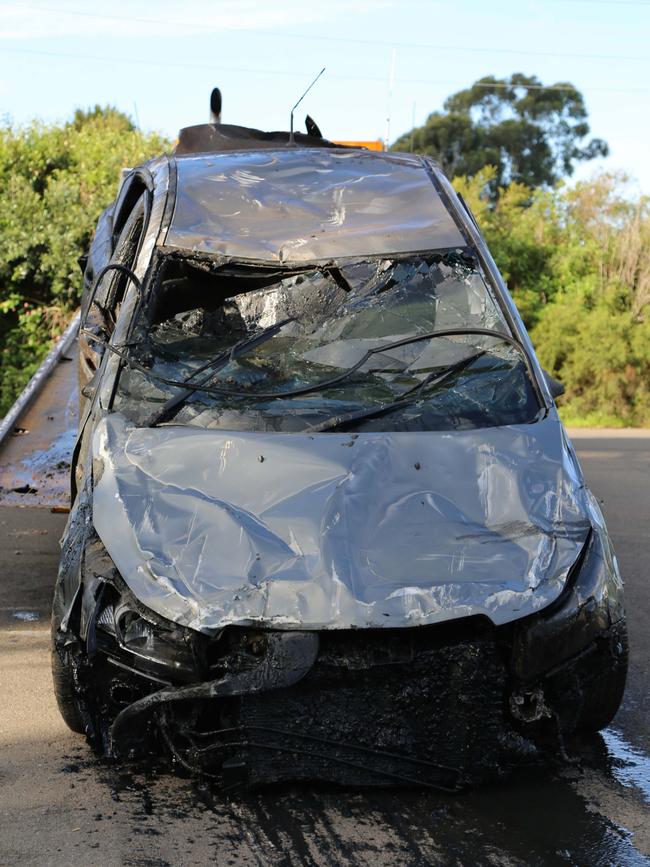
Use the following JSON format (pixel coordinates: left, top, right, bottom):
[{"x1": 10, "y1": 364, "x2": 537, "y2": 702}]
[
  {"x1": 577, "y1": 620, "x2": 629, "y2": 733},
  {"x1": 51, "y1": 619, "x2": 85, "y2": 734}
]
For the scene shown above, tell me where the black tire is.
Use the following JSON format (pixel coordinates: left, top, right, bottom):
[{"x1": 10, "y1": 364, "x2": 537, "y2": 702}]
[
  {"x1": 577, "y1": 619, "x2": 629, "y2": 733},
  {"x1": 51, "y1": 621, "x2": 85, "y2": 734}
]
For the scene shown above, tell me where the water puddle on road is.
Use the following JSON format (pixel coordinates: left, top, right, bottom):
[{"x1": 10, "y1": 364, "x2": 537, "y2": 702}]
[
  {"x1": 601, "y1": 728, "x2": 650, "y2": 804},
  {"x1": 0, "y1": 426, "x2": 76, "y2": 505},
  {"x1": 12, "y1": 611, "x2": 40, "y2": 622}
]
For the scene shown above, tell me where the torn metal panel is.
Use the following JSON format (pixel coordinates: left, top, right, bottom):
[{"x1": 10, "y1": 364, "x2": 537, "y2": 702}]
[
  {"x1": 164, "y1": 150, "x2": 466, "y2": 262},
  {"x1": 91, "y1": 411, "x2": 591, "y2": 633}
]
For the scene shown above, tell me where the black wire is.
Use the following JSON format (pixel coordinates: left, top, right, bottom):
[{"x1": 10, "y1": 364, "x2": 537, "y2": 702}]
[
  {"x1": 160, "y1": 720, "x2": 461, "y2": 791},
  {"x1": 188, "y1": 724, "x2": 460, "y2": 777},
  {"x1": 145, "y1": 316, "x2": 295, "y2": 426},
  {"x1": 305, "y1": 349, "x2": 487, "y2": 433},
  {"x1": 82, "y1": 263, "x2": 142, "y2": 335},
  {"x1": 88, "y1": 262, "x2": 142, "y2": 300},
  {"x1": 85, "y1": 326, "x2": 529, "y2": 403},
  {"x1": 5, "y1": 7, "x2": 649, "y2": 66}
]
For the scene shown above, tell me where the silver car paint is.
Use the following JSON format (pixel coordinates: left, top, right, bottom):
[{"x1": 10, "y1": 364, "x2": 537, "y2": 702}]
[
  {"x1": 86, "y1": 151, "x2": 605, "y2": 636},
  {"x1": 91, "y1": 410, "x2": 600, "y2": 635},
  {"x1": 164, "y1": 150, "x2": 466, "y2": 262}
]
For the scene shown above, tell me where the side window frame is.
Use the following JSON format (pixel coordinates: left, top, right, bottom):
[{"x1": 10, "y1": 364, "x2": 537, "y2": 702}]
[
  {"x1": 101, "y1": 195, "x2": 147, "y2": 329},
  {"x1": 82, "y1": 189, "x2": 150, "y2": 336}
]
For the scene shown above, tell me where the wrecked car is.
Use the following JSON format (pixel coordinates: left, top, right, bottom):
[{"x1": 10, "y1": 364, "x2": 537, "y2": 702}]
[{"x1": 52, "y1": 118, "x2": 628, "y2": 790}]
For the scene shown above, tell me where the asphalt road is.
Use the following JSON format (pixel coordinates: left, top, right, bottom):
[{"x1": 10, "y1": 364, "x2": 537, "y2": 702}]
[{"x1": 0, "y1": 430, "x2": 648, "y2": 866}]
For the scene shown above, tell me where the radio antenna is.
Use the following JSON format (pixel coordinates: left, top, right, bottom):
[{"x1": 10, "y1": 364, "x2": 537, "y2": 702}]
[{"x1": 289, "y1": 67, "x2": 326, "y2": 146}]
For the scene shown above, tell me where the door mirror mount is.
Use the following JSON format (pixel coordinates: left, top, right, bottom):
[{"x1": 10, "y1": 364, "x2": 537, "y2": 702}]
[{"x1": 542, "y1": 369, "x2": 565, "y2": 399}]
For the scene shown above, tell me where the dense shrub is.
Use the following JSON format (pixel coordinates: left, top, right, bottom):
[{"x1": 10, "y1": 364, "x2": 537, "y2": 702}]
[
  {"x1": 454, "y1": 169, "x2": 650, "y2": 426},
  {"x1": 0, "y1": 108, "x2": 168, "y2": 415}
]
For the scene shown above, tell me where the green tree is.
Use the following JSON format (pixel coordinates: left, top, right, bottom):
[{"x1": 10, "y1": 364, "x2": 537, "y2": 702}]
[
  {"x1": 71, "y1": 104, "x2": 135, "y2": 132},
  {"x1": 453, "y1": 170, "x2": 650, "y2": 426},
  {"x1": 0, "y1": 111, "x2": 169, "y2": 415},
  {"x1": 393, "y1": 74, "x2": 608, "y2": 194}
]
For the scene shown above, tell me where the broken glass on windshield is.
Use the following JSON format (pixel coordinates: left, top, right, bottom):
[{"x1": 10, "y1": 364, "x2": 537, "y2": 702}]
[{"x1": 113, "y1": 252, "x2": 539, "y2": 432}]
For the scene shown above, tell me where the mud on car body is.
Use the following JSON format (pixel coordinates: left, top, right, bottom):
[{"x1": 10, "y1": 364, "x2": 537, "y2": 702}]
[{"x1": 52, "y1": 119, "x2": 627, "y2": 790}]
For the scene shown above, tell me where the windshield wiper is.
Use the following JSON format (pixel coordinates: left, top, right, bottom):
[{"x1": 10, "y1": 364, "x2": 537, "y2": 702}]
[
  {"x1": 95, "y1": 326, "x2": 529, "y2": 405},
  {"x1": 305, "y1": 350, "x2": 487, "y2": 433},
  {"x1": 145, "y1": 317, "x2": 296, "y2": 426}
]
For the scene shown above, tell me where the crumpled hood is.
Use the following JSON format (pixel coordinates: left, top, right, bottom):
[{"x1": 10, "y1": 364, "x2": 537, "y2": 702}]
[{"x1": 92, "y1": 413, "x2": 595, "y2": 634}]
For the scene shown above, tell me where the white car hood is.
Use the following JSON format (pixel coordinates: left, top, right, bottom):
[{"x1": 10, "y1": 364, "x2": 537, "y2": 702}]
[{"x1": 92, "y1": 412, "x2": 594, "y2": 634}]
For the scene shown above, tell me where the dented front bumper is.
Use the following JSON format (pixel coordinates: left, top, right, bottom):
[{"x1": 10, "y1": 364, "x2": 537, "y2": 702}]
[{"x1": 52, "y1": 522, "x2": 626, "y2": 789}]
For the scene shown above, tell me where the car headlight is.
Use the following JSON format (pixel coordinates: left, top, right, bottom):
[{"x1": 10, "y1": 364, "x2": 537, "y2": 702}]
[{"x1": 96, "y1": 596, "x2": 199, "y2": 682}]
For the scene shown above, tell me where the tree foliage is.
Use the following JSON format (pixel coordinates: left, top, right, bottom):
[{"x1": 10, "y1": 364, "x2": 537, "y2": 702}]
[
  {"x1": 393, "y1": 74, "x2": 608, "y2": 194},
  {"x1": 0, "y1": 109, "x2": 168, "y2": 414},
  {"x1": 454, "y1": 169, "x2": 650, "y2": 425}
]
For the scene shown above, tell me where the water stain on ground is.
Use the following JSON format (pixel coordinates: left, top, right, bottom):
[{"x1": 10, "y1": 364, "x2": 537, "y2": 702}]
[
  {"x1": 601, "y1": 729, "x2": 650, "y2": 803},
  {"x1": 0, "y1": 345, "x2": 77, "y2": 507},
  {"x1": 11, "y1": 610, "x2": 40, "y2": 622},
  {"x1": 56, "y1": 730, "x2": 650, "y2": 866}
]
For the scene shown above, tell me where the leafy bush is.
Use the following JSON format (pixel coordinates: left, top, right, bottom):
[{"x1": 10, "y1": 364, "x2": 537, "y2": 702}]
[
  {"x1": 0, "y1": 108, "x2": 168, "y2": 415},
  {"x1": 454, "y1": 170, "x2": 650, "y2": 426}
]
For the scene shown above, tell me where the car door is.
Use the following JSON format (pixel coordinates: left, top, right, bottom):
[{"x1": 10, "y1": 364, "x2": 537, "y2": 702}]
[
  {"x1": 73, "y1": 192, "x2": 149, "y2": 499},
  {"x1": 78, "y1": 193, "x2": 148, "y2": 395}
]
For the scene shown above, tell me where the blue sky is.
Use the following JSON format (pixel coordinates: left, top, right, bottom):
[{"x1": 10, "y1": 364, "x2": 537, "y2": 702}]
[{"x1": 0, "y1": 0, "x2": 648, "y2": 191}]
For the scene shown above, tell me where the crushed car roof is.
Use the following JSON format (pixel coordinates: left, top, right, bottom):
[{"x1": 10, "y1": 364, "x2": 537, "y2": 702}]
[{"x1": 163, "y1": 148, "x2": 466, "y2": 263}]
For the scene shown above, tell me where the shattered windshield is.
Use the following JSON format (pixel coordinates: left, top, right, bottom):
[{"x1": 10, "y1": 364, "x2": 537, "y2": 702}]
[{"x1": 112, "y1": 252, "x2": 539, "y2": 432}]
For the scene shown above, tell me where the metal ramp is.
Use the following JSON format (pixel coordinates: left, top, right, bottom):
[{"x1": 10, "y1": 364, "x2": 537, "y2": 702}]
[{"x1": 0, "y1": 315, "x2": 79, "y2": 508}]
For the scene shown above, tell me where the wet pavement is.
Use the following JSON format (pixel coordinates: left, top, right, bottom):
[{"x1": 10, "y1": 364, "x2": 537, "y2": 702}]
[
  {"x1": 0, "y1": 416, "x2": 649, "y2": 864},
  {"x1": 0, "y1": 339, "x2": 77, "y2": 507},
  {"x1": 1, "y1": 603, "x2": 649, "y2": 866}
]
